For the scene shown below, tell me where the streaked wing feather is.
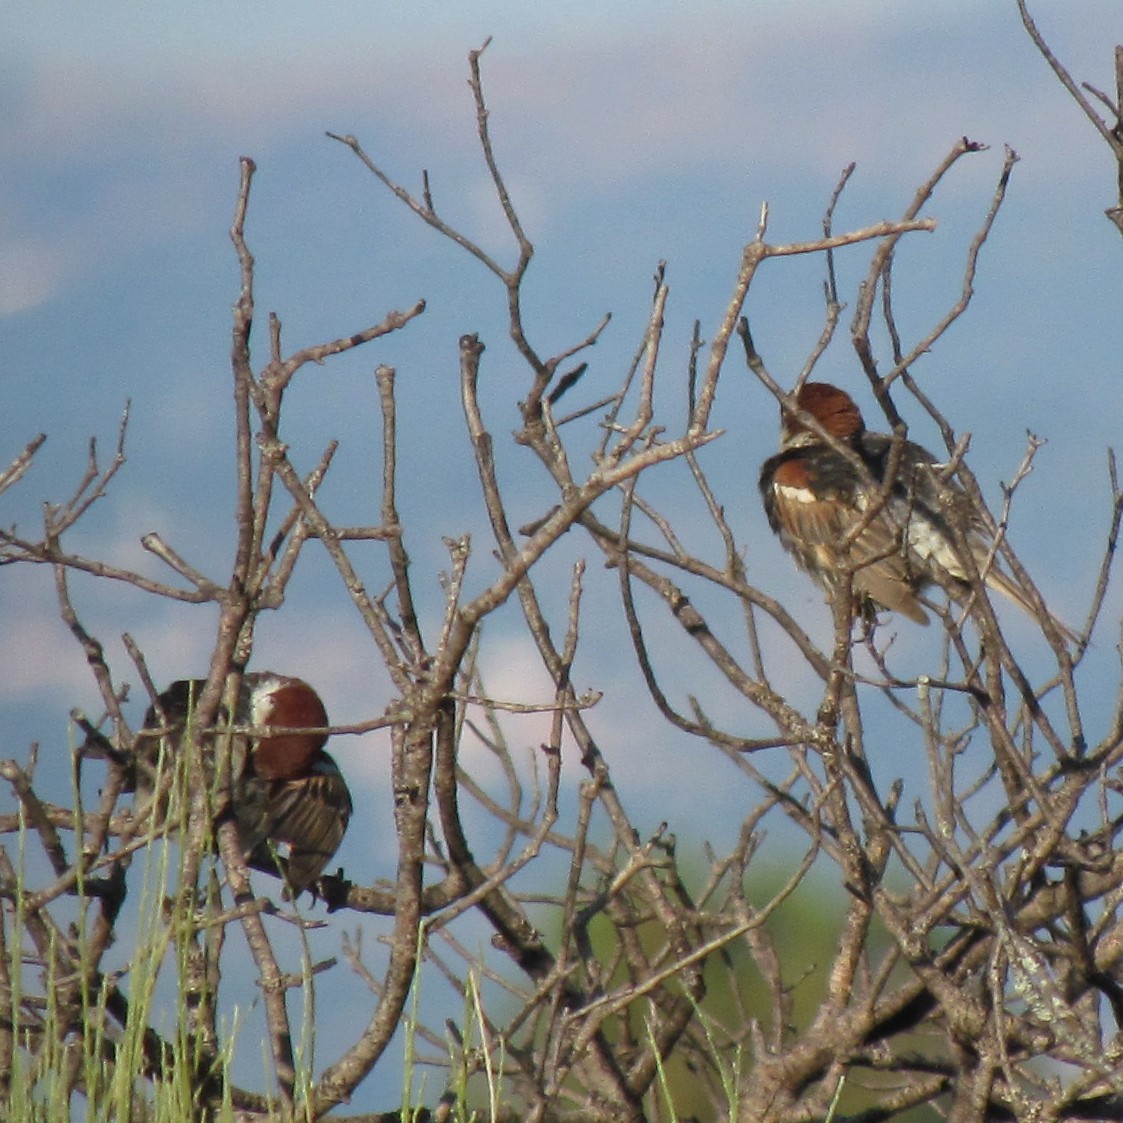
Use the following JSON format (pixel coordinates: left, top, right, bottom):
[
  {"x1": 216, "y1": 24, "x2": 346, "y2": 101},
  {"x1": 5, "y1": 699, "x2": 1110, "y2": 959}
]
[
  {"x1": 765, "y1": 448, "x2": 930, "y2": 623},
  {"x1": 261, "y1": 766, "x2": 352, "y2": 893}
]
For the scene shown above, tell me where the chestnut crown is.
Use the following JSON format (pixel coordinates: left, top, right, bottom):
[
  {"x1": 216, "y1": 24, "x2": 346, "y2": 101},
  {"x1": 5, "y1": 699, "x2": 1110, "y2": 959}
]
[{"x1": 781, "y1": 382, "x2": 866, "y2": 443}]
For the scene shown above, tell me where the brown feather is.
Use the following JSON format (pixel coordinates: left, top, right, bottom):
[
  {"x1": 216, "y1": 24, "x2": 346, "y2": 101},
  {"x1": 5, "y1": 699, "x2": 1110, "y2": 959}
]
[
  {"x1": 761, "y1": 383, "x2": 1079, "y2": 641},
  {"x1": 247, "y1": 756, "x2": 353, "y2": 896},
  {"x1": 133, "y1": 674, "x2": 353, "y2": 898}
]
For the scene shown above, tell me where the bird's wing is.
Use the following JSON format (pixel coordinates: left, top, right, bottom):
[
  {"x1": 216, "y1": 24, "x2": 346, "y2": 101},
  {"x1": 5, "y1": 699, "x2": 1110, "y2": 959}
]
[
  {"x1": 863, "y1": 437, "x2": 1080, "y2": 641},
  {"x1": 255, "y1": 757, "x2": 353, "y2": 895},
  {"x1": 862, "y1": 437, "x2": 973, "y2": 583},
  {"x1": 762, "y1": 445, "x2": 930, "y2": 623}
]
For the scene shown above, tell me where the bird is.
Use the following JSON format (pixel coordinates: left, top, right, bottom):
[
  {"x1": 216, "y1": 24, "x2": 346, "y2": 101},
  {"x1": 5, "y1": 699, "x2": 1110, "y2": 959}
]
[
  {"x1": 759, "y1": 381, "x2": 1077, "y2": 641},
  {"x1": 131, "y1": 673, "x2": 352, "y2": 898}
]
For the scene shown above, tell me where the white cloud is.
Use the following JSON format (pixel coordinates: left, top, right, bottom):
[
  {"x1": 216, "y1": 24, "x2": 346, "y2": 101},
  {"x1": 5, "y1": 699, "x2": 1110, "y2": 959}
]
[
  {"x1": 3, "y1": 2, "x2": 1115, "y2": 318},
  {"x1": 0, "y1": 238, "x2": 66, "y2": 316},
  {"x1": 1, "y1": 601, "x2": 92, "y2": 700}
]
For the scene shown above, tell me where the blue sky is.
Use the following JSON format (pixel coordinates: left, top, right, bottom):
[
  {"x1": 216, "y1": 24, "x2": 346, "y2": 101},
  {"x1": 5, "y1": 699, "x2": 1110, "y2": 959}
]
[{"x1": 3, "y1": 1, "x2": 1122, "y2": 1111}]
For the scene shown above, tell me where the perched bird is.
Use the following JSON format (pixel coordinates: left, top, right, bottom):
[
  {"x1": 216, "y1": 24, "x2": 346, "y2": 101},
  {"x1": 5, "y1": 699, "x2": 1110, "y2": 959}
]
[
  {"x1": 133, "y1": 673, "x2": 352, "y2": 897},
  {"x1": 759, "y1": 381, "x2": 1076, "y2": 640}
]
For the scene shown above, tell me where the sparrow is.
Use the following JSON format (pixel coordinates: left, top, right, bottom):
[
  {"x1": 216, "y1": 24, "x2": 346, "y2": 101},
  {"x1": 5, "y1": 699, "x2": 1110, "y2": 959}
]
[
  {"x1": 759, "y1": 381, "x2": 1077, "y2": 640},
  {"x1": 132, "y1": 673, "x2": 352, "y2": 897}
]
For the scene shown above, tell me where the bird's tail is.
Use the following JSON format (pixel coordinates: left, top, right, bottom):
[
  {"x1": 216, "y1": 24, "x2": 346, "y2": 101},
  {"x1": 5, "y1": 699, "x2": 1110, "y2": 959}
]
[{"x1": 981, "y1": 565, "x2": 1083, "y2": 648}]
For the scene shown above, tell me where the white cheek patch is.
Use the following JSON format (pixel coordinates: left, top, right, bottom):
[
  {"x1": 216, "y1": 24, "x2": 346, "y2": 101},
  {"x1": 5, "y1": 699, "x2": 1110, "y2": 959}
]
[{"x1": 250, "y1": 682, "x2": 282, "y2": 726}]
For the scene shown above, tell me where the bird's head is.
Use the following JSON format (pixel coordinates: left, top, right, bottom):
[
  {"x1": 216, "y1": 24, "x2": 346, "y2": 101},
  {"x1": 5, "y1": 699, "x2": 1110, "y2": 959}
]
[
  {"x1": 248, "y1": 676, "x2": 330, "y2": 781},
  {"x1": 780, "y1": 382, "x2": 866, "y2": 445}
]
